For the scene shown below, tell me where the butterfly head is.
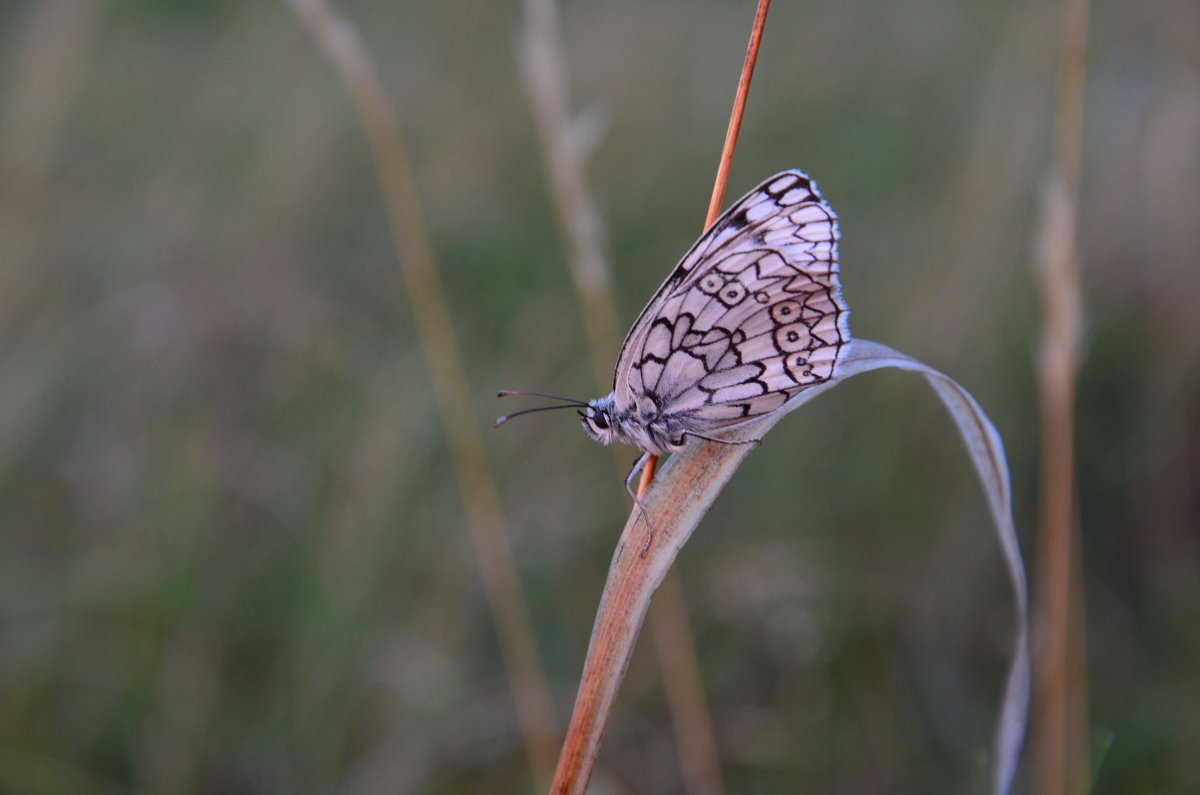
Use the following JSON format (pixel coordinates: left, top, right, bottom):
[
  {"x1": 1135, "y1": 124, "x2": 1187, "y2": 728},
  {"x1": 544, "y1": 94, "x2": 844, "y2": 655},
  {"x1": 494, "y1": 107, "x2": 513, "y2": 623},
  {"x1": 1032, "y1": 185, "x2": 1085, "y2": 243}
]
[{"x1": 580, "y1": 394, "x2": 620, "y2": 446}]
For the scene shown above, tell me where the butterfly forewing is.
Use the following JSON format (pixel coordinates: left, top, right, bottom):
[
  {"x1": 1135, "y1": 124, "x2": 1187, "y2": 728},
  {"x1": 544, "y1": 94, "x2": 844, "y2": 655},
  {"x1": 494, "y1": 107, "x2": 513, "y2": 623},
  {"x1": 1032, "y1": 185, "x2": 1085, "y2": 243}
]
[{"x1": 613, "y1": 171, "x2": 849, "y2": 432}]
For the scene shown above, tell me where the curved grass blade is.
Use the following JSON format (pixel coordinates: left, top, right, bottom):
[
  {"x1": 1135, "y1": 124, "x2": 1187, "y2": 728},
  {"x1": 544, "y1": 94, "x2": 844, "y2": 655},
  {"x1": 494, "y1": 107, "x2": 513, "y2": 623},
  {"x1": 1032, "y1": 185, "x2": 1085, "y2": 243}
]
[{"x1": 557, "y1": 338, "x2": 1028, "y2": 794}]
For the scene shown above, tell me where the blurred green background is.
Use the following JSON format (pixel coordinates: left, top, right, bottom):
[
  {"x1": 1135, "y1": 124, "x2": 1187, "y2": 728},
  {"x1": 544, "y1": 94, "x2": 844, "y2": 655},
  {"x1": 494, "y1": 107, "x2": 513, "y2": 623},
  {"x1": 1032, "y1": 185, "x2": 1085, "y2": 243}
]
[{"x1": 2, "y1": 0, "x2": 1197, "y2": 792}]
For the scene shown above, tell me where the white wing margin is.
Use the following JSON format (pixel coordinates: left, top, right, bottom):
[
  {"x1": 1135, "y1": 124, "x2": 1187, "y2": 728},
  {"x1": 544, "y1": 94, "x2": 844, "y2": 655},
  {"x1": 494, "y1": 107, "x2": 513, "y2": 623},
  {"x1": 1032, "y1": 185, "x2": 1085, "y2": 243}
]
[{"x1": 613, "y1": 171, "x2": 849, "y2": 429}]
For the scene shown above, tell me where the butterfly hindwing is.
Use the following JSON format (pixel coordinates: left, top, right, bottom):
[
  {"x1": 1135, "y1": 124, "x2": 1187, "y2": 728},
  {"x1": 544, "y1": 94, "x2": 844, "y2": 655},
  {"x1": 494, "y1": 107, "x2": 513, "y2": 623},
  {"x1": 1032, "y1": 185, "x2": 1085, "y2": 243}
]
[{"x1": 613, "y1": 171, "x2": 848, "y2": 432}]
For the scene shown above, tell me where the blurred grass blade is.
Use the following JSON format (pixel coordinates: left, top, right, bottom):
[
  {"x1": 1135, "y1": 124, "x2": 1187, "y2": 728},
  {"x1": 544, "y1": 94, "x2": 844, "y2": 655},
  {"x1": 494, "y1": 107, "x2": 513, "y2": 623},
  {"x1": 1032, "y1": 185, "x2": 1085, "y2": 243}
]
[
  {"x1": 555, "y1": 339, "x2": 1029, "y2": 794},
  {"x1": 288, "y1": 0, "x2": 559, "y2": 783},
  {"x1": 0, "y1": 0, "x2": 106, "y2": 326},
  {"x1": 518, "y1": 0, "x2": 622, "y2": 393},
  {"x1": 835, "y1": 340, "x2": 1029, "y2": 795},
  {"x1": 520, "y1": 0, "x2": 734, "y2": 790},
  {"x1": 1033, "y1": 0, "x2": 1091, "y2": 788}
]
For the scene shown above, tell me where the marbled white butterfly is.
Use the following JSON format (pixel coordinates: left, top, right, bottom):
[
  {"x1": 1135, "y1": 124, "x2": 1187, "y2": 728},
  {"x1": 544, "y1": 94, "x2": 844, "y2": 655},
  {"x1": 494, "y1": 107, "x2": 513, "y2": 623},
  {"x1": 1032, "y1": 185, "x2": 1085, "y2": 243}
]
[{"x1": 497, "y1": 170, "x2": 850, "y2": 490}]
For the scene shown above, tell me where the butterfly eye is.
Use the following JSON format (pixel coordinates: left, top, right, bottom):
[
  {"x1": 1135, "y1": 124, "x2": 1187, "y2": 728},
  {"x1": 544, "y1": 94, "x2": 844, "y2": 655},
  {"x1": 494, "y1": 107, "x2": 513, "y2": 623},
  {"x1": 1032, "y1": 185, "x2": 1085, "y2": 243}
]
[{"x1": 591, "y1": 412, "x2": 610, "y2": 430}]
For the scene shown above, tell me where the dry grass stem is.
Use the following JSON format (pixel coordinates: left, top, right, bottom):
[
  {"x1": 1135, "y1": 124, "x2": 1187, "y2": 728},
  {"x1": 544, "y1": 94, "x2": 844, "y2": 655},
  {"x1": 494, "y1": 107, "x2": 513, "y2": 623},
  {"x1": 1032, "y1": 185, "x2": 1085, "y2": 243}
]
[
  {"x1": 651, "y1": 580, "x2": 726, "y2": 795},
  {"x1": 519, "y1": 0, "x2": 726, "y2": 791},
  {"x1": 1033, "y1": 0, "x2": 1091, "y2": 790},
  {"x1": 519, "y1": 0, "x2": 622, "y2": 393},
  {"x1": 288, "y1": 0, "x2": 559, "y2": 782},
  {"x1": 542, "y1": 1, "x2": 773, "y2": 790},
  {"x1": 704, "y1": 0, "x2": 772, "y2": 226},
  {"x1": 0, "y1": 0, "x2": 106, "y2": 326}
]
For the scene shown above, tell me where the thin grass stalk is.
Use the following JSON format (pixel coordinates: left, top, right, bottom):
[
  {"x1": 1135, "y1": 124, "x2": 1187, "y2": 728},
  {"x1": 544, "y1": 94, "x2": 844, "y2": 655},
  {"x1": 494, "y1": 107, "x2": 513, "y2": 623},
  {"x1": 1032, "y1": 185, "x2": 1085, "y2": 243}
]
[
  {"x1": 517, "y1": 2, "x2": 725, "y2": 790},
  {"x1": 1032, "y1": 0, "x2": 1090, "y2": 791},
  {"x1": 0, "y1": 0, "x2": 107, "y2": 329},
  {"x1": 518, "y1": 0, "x2": 621, "y2": 393},
  {"x1": 639, "y1": 0, "x2": 771, "y2": 500},
  {"x1": 651, "y1": 581, "x2": 724, "y2": 795},
  {"x1": 641, "y1": 8, "x2": 773, "y2": 786},
  {"x1": 287, "y1": 0, "x2": 559, "y2": 783},
  {"x1": 550, "y1": 3, "x2": 772, "y2": 791},
  {"x1": 704, "y1": 0, "x2": 771, "y2": 226}
]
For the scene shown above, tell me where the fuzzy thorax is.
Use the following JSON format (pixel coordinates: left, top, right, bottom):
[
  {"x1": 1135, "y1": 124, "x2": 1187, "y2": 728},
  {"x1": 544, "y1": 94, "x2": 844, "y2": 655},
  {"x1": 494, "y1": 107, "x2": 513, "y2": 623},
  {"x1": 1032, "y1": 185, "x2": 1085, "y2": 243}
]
[{"x1": 580, "y1": 392, "x2": 690, "y2": 456}]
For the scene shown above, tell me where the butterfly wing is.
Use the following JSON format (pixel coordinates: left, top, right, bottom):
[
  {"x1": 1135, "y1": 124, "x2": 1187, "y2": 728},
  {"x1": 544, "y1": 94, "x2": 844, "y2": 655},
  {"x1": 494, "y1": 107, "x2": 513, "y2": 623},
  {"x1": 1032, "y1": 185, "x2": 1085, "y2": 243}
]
[{"x1": 613, "y1": 170, "x2": 849, "y2": 431}]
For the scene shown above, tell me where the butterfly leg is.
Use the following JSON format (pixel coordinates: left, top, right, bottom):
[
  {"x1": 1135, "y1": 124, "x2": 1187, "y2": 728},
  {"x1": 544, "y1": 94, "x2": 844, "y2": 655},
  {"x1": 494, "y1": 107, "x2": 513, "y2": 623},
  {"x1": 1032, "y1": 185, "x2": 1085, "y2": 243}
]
[
  {"x1": 625, "y1": 452, "x2": 650, "y2": 500},
  {"x1": 624, "y1": 452, "x2": 658, "y2": 556}
]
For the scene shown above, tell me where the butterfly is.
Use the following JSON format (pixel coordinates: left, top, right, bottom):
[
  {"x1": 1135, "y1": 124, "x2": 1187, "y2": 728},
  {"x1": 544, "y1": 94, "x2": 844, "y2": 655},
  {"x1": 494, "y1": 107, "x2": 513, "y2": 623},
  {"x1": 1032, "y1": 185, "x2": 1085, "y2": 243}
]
[{"x1": 497, "y1": 170, "x2": 850, "y2": 493}]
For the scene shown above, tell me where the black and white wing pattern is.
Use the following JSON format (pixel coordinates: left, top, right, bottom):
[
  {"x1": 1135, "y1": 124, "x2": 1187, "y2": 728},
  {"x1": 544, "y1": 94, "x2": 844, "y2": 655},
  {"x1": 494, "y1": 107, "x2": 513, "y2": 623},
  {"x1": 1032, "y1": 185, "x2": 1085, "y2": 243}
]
[{"x1": 612, "y1": 170, "x2": 849, "y2": 433}]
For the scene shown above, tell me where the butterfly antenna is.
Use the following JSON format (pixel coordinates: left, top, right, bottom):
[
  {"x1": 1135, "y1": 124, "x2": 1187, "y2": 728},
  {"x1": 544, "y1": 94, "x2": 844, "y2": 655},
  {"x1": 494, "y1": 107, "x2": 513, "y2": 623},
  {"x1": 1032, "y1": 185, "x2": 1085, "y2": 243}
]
[
  {"x1": 493, "y1": 403, "x2": 584, "y2": 428},
  {"x1": 496, "y1": 390, "x2": 588, "y2": 405}
]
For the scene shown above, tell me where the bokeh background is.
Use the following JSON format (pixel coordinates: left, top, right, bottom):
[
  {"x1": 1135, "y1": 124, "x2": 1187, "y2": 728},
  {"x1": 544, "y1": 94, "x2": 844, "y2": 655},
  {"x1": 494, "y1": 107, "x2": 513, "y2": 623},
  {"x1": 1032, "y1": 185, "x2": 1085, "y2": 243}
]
[{"x1": 2, "y1": 0, "x2": 1197, "y2": 792}]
